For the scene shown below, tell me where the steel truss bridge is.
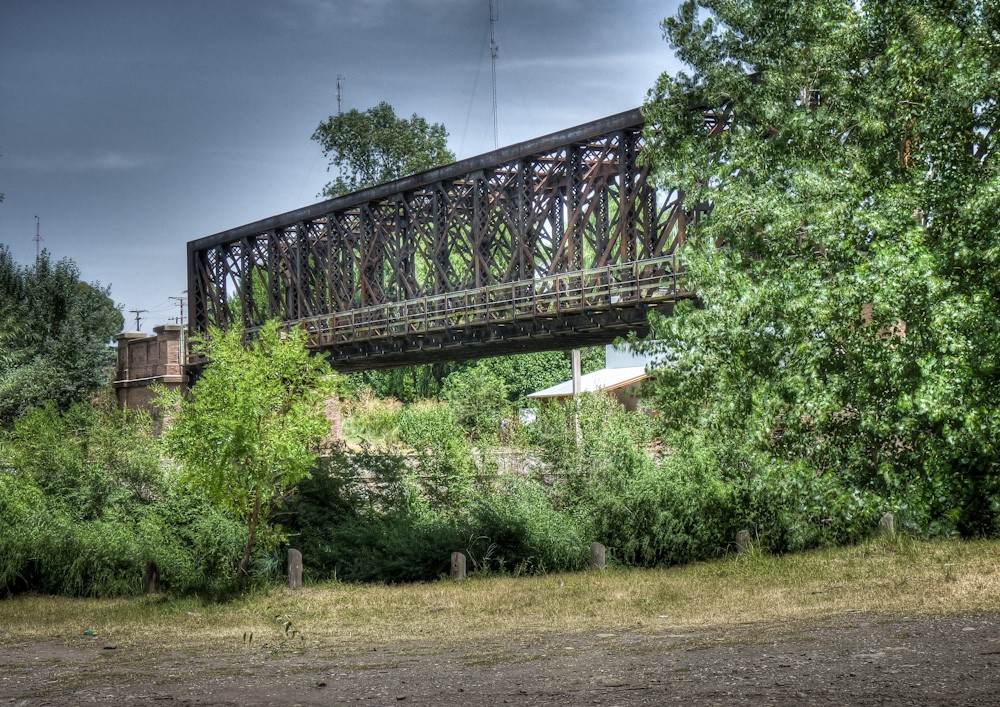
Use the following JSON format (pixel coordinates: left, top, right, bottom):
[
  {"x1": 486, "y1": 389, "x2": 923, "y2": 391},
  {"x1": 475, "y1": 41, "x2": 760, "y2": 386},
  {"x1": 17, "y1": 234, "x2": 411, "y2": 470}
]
[{"x1": 187, "y1": 107, "x2": 710, "y2": 371}]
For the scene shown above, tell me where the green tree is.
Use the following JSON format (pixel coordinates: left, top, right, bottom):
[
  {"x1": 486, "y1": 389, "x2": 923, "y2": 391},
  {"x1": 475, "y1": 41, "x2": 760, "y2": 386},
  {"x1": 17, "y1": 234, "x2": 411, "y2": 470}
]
[
  {"x1": 441, "y1": 365, "x2": 510, "y2": 440},
  {"x1": 642, "y1": 0, "x2": 1000, "y2": 533},
  {"x1": 160, "y1": 322, "x2": 335, "y2": 581},
  {"x1": 312, "y1": 101, "x2": 455, "y2": 198},
  {"x1": 0, "y1": 247, "x2": 124, "y2": 427}
]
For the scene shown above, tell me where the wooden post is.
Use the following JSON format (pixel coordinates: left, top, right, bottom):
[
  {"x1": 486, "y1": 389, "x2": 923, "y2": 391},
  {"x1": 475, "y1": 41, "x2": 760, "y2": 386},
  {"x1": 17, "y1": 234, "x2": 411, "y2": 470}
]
[
  {"x1": 288, "y1": 549, "x2": 303, "y2": 590},
  {"x1": 735, "y1": 530, "x2": 751, "y2": 554},
  {"x1": 451, "y1": 552, "x2": 466, "y2": 580},
  {"x1": 144, "y1": 561, "x2": 160, "y2": 594},
  {"x1": 590, "y1": 542, "x2": 606, "y2": 570}
]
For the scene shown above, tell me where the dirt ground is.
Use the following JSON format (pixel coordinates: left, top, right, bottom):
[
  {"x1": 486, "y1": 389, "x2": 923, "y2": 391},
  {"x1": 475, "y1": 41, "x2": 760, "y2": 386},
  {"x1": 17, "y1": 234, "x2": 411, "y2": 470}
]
[{"x1": 2, "y1": 613, "x2": 999, "y2": 706}]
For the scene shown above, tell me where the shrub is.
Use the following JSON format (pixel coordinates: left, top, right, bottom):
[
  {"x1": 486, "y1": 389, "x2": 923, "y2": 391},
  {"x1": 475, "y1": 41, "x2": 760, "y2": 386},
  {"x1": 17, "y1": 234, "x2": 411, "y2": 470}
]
[
  {"x1": 397, "y1": 400, "x2": 477, "y2": 511},
  {"x1": 0, "y1": 399, "x2": 246, "y2": 597},
  {"x1": 344, "y1": 388, "x2": 404, "y2": 443},
  {"x1": 284, "y1": 448, "x2": 466, "y2": 582},
  {"x1": 441, "y1": 365, "x2": 510, "y2": 440},
  {"x1": 469, "y1": 477, "x2": 590, "y2": 573}
]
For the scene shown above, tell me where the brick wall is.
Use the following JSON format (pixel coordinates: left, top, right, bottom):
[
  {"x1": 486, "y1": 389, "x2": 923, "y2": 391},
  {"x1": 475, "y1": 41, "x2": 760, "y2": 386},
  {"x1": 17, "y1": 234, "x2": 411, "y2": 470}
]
[{"x1": 113, "y1": 324, "x2": 188, "y2": 418}]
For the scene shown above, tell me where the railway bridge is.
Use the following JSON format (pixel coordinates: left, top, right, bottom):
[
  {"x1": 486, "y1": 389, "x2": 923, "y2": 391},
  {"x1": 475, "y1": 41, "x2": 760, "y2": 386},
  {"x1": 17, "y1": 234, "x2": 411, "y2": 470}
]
[{"x1": 187, "y1": 107, "x2": 716, "y2": 371}]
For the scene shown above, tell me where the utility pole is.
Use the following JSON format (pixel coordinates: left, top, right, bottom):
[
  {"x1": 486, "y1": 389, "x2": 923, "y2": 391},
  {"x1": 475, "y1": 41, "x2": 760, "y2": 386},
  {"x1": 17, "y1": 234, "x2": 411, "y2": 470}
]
[
  {"x1": 489, "y1": 0, "x2": 499, "y2": 149},
  {"x1": 129, "y1": 309, "x2": 147, "y2": 332},
  {"x1": 169, "y1": 294, "x2": 187, "y2": 327},
  {"x1": 34, "y1": 216, "x2": 43, "y2": 259},
  {"x1": 336, "y1": 74, "x2": 344, "y2": 115}
]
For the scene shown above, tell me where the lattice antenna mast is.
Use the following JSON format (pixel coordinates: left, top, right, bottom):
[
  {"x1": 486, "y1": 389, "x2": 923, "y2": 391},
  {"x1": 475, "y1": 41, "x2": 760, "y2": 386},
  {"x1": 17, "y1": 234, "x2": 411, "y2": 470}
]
[
  {"x1": 34, "y1": 215, "x2": 43, "y2": 259},
  {"x1": 337, "y1": 75, "x2": 344, "y2": 115},
  {"x1": 489, "y1": 0, "x2": 499, "y2": 149}
]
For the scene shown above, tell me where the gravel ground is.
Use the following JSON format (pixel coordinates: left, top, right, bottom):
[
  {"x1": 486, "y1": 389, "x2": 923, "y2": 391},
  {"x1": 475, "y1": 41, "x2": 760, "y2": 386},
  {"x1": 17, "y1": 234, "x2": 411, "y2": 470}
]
[{"x1": 2, "y1": 613, "x2": 999, "y2": 706}]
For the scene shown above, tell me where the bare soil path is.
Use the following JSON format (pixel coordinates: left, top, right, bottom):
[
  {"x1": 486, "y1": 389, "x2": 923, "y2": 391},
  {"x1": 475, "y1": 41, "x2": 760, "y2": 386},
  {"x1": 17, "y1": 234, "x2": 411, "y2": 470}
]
[{"x1": 3, "y1": 613, "x2": 999, "y2": 706}]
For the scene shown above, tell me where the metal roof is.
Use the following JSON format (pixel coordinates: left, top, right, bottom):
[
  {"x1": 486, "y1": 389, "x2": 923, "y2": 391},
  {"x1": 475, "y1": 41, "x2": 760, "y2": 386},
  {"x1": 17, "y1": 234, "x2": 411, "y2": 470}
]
[{"x1": 527, "y1": 366, "x2": 649, "y2": 399}]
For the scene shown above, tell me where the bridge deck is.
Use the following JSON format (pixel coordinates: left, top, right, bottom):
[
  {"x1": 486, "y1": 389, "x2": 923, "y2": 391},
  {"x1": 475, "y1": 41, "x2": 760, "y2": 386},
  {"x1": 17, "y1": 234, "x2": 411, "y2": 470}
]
[{"x1": 279, "y1": 255, "x2": 687, "y2": 369}]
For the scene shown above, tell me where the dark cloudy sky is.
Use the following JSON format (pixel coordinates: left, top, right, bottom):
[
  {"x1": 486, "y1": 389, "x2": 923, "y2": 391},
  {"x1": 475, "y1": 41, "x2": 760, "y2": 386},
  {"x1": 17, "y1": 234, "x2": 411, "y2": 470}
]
[{"x1": 0, "y1": 1, "x2": 683, "y2": 330}]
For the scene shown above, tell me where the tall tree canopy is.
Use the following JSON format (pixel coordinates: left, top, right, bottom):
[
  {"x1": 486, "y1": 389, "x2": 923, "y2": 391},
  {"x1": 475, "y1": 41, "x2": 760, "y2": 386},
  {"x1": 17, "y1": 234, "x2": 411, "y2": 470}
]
[
  {"x1": 0, "y1": 248, "x2": 123, "y2": 427},
  {"x1": 642, "y1": 0, "x2": 1000, "y2": 533},
  {"x1": 312, "y1": 102, "x2": 455, "y2": 198}
]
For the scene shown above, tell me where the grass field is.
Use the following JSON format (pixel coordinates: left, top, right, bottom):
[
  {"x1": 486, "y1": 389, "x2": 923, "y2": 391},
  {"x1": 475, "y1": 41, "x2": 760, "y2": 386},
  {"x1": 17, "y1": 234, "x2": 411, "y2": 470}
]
[{"x1": 2, "y1": 537, "x2": 998, "y2": 654}]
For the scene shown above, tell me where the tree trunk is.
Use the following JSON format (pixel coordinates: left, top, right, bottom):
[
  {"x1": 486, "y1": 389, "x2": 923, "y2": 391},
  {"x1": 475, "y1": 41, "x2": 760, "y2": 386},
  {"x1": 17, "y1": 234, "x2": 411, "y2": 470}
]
[{"x1": 238, "y1": 489, "x2": 262, "y2": 584}]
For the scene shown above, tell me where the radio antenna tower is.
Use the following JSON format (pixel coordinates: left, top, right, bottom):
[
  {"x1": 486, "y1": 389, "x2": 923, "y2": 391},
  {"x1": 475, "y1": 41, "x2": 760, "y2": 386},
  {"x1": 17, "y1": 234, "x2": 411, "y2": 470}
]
[
  {"x1": 34, "y1": 215, "x2": 43, "y2": 258},
  {"x1": 489, "y1": 0, "x2": 499, "y2": 149},
  {"x1": 337, "y1": 75, "x2": 344, "y2": 115}
]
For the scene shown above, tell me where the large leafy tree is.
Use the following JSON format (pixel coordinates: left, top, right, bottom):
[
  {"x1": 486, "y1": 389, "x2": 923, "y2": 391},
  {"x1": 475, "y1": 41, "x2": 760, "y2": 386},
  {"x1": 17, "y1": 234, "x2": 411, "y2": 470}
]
[
  {"x1": 642, "y1": 0, "x2": 1000, "y2": 532},
  {"x1": 160, "y1": 322, "x2": 335, "y2": 582},
  {"x1": 0, "y1": 248, "x2": 124, "y2": 427},
  {"x1": 312, "y1": 101, "x2": 455, "y2": 198}
]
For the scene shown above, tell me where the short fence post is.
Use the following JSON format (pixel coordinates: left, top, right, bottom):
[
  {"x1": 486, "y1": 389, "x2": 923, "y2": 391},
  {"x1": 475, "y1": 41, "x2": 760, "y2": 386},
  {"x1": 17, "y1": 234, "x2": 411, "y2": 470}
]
[
  {"x1": 451, "y1": 552, "x2": 467, "y2": 580},
  {"x1": 590, "y1": 542, "x2": 606, "y2": 570},
  {"x1": 144, "y1": 561, "x2": 160, "y2": 594},
  {"x1": 735, "y1": 530, "x2": 751, "y2": 554},
  {"x1": 879, "y1": 512, "x2": 896, "y2": 537},
  {"x1": 288, "y1": 548, "x2": 303, "y2": 590}
]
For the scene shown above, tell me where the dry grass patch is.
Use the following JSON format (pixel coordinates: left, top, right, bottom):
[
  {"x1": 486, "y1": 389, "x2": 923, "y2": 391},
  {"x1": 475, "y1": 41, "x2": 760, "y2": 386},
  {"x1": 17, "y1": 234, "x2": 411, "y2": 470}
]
[{"x1": 2, "y1": 537, "x2": 999, "y2": 655}]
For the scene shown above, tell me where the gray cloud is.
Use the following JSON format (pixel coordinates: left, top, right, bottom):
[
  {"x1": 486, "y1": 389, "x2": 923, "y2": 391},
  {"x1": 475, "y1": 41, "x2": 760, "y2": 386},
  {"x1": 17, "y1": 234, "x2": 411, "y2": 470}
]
[{"x1": 14, "y1": 151, "x2": 157, "y2": 173}]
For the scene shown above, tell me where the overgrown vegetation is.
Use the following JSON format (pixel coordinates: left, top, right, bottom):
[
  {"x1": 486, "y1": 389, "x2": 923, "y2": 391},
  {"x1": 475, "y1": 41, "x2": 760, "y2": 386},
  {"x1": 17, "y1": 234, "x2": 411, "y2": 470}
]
[
  {"x1": 0, "y1": 396, "x2": 245, "y2": 597},
  {"x1": 160, "y1": 322, "x2": 335, "y2": 584},
  {"x1": 2, "y1": 1, "x2": 998, "y2": 598}
]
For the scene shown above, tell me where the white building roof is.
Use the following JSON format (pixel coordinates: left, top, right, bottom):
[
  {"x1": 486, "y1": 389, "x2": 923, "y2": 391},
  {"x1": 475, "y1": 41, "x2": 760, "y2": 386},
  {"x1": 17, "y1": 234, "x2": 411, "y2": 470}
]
[{"x1": 527, "y1": 365, "x2": 649, "y2": 399}]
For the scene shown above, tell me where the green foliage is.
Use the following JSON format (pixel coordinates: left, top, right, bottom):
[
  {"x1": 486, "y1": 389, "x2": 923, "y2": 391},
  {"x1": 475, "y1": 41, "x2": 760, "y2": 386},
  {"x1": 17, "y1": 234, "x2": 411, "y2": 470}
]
[
  {"x1": 285, "y1": 447, "x2": 592, "y2": 582},
  {"x1": 5, "y1": 398, "x2": 160, "y2": 519},
  {"x1": 397, "y1": 400, "x2": 477, "y2": 510},
  {"x1": 160, "y1": 321, "x2": 335, "y2": 580},
  {"x1": 441, "y1": 365, "x2": 510, "y2": 440},
  {"x1": 284, "y1": 447, "x2": 466, "y2": 583},
  {"x1": 0, "y1": 247, "x2": 124, "y2": 428},
  {"x1": 642, "y1": 0, "x2": 1000, "y2": 535},
  {"x1": 312, "y1": 102, "x2": 455, "y2": 198},
  {"x1": 343, "y1": 361, "x2": 466, "y2": 404},
  {"x1": 529, "y1": 392, "x2": 655, "y2": 484},
  {"x1": 0, "y1": 400, "x2": 245, "y2": 597},
  {"x1": 469, "y1": 477, "x2": 591, "y2": 574},
  {"x1": 343, "y1": 388, "x2": 404, "y2": 443},
  {"x1": 472, "y1": 348, "x2": 604, "y2": 401},
  {"x1": 342, "y1": 348, "x2": 605, "y2": 406}
]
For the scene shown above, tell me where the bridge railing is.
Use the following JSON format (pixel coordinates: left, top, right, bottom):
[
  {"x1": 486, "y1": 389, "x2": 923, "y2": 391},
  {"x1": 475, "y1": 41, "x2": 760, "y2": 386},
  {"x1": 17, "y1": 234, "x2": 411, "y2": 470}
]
[{"x1": 259, "y1": 255, "x2": 688, "y2": 347}]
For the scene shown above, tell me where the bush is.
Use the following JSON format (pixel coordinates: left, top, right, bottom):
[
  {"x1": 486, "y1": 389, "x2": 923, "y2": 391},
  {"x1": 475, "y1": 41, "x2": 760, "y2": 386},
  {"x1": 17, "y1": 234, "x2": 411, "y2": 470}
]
[
  {"x1": 284, "y1": 448, "x2": 466, "y2": 582},
  {"x1": 469, "y1": 477, "x2": 590, "y2": 573},
  {"x1": 397, "y1": 400, "x2": 477, "y2": 511},
  {"x1": 344, "y1": 388, "x2": 404, "y2": 443},
  {"x1": 441, "y1": 365, "x2": 510, "y2": 440},
  {"x1": 0, "y1": 399, "x2": 246, "y2": 597}
]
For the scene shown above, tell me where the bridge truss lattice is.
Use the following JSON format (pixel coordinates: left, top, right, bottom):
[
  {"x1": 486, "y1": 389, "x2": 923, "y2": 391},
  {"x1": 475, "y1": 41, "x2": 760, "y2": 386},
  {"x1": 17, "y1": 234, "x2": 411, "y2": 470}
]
[{"x1": 187, "y1": 108, "x2": 705, "y2": 370}]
